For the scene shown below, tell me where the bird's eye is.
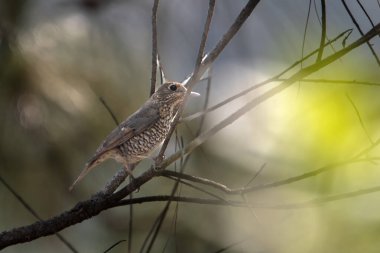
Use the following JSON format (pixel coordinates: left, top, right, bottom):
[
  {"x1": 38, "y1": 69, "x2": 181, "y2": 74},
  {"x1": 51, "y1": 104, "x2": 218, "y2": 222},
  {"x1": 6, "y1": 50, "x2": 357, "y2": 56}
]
[{"x1": 169, "y1": 84, "x2": 177, "y2": 91}]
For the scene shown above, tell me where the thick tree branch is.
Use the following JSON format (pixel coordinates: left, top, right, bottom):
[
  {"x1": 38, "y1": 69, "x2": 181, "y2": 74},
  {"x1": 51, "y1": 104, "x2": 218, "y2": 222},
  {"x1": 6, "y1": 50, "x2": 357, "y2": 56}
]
[{"x1": 0, "y1": 168, "x2": 158, "y2": 250}]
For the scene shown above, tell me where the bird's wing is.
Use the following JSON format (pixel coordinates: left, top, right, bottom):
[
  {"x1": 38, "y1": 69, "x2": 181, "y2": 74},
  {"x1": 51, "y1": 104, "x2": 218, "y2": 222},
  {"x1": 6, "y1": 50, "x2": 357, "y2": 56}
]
[
  {"x1": 68, "y1": 101, "x2": 160, "y2": 191},
  {"x1": 90, "y1": 101, "x2": 160, "y2": 162}
]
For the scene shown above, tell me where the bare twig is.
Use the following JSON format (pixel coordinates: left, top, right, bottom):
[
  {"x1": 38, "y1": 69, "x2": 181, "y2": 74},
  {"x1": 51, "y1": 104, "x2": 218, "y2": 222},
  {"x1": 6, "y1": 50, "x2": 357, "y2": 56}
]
[
  {"x1": 161, "y1": 157, "x2": 380, "y2": 195},
  {"x1": 346, "y1": 93, "x2": 374, "y2": 144},
  {"x1": 301, "y1": 0, "x2": 312, "y2": 69},
  {"x1": 99, "y1": 97, "x2": 119, "y2": 126},
  {"x1": 182, "y1": 29, "x2": 353, "y2": 123},
  {"x1": 213, "y1": 237, "x2": 251, "y2": 253},
  {"x1": 144, "y1": 136, "x2": 187, "y2": 253},
  {"x1": 277, "y1": 28, "x2": 351, "y2": 77},
  {"x1": 128, "y1": 177, "x2": 133, "y2": 253},
  {"x1": 316, "y1": 0, "x2": 326, "y2": 62},
  {"x1": 196, "y1": 68, "x2": 212, "y2": 136},
  {"x1": 194, "y1": 0, "x2": 216, "y2": 72},
  {"x1": 313, "y1": 0, "x2": 339, "y2": 56},
  {"x1": 103, "y1": 240, "x2": 127, "y2": 253},
  {"x1": 150, "y1": 0, "x2": 160, "y2": 96},
  {"x1": 160, "y1": 23, "x2": 380, "y2": 169},
  {"x1": 113, "y1": 184, "x2": 380, "y2": 209},
  {"x1": 244, "y1": 163, "x2": 266, "y2": 187},
  {"x1": 268, "y1": 185, "x2": 380, "y2": 209},
  {"x1": 340, "y1": 0, "x2": 380, "y2": 66},
  {"x1": 156, "y1": 0, "x2": 216, "y2": 161},
  {"x1": 165, "y1": 176, "x2": 230, "y2": 204},
  {"x1": 203, "y1": 0, "x2": 261, "y2": 66},
  {"x1": 277, "y1": 78, "x2": 380, "y2": 87},
  {"x1": 356, "y1": 0, "x2": 378, "y2": 36}
]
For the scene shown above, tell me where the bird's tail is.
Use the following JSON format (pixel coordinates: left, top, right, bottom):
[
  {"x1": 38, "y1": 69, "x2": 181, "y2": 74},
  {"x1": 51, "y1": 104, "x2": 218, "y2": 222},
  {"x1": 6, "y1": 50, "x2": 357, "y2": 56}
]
[{"x1": 69, "y1": 160, "x2": 97, "y2": 191}]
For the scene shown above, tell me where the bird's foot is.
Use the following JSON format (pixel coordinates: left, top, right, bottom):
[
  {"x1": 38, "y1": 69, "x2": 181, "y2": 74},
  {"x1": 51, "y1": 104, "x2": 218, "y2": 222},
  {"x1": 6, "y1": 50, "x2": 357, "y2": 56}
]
[{"x1": 154, "y1": 155, "x2": 165, "y2": 171}]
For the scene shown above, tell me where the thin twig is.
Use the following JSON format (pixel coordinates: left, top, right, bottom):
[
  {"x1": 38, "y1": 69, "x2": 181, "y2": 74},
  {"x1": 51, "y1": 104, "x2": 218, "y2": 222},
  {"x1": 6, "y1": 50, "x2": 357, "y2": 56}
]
[
  {"x1": 99, "y1": 97, "x2": 119, "y2": 126},
  {"x1": 316, "y1": 0, "x2": 326, "y2": 62},
  {"x1": 313, "y1": 0, "x2": 338, "y2": 56},
  {"x1": 301, "y1": 0, "x2": 312, "y2": 69},
  {"x1": 345, "y1": 93, "x2": 374, "y2": 144},
  {"x1": 268, "y1": 185, "x2": 380, "y2": 209},
  {"x1": 139, "y1": 134, "x2": 184, "y2": 253},
  {"x1": 161, "y1": 157, "x2": 380, "y2": 195},
  {"x1": 244, "y1": 163, "x2": 266, "y2": 187},
  {"x1": 276, "y1": 78, "x2": 380, "y2": 87},
  {"x1": 277, "y1": 28, "x2": 351, "y2": 77},
  {"x1": 203, "y1": 0, "x2": 261, "y2": 66},
  {"x1": 213, "y1": 237, "x2": 251, "y2": 253},
  {"x1": 160, "y1": 23, "x2": 380, "y2": 170},
  {"x1": 150, "y1": 0, "x2": 160, "y2": 96},
  {"x1": 113, "y1": 184, "x2": 380, "y2": 209},
  {"x1": 165, "y1": 176, "x2": 231, "y2": 204},
  {"x1": 103, "y1": 240, "x2": 127, "y2": 253},
  {"x1": 194, "y1": 0, "x2": 216, "y2": 73},
  {"x1": 145, "y1": 138, "x2": 188, "y2": 253},
  {"x1": 156, "y1": 0, "x2": 216, "y2": 162},
  {"x1": 196, "y1": 68, "x2": 212, "y2": 136},
  {"x1": 356, "y1": 0, "x2": 378, "y2": 37},
  {"x1": 182, "y1": 29, "x2": 353, "y2": 123},
  {"x1": 128, "y1": 177, "x2": 133, "y2": 253},
  {"x1": 340, "y1": 0, "x2": 380, "y2": 66}
]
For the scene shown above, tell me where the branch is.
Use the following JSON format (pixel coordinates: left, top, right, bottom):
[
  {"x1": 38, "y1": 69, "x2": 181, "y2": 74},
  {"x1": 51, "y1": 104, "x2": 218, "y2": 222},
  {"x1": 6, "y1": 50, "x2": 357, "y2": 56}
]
[
  {"x1": 278, "y1": 78, "x2": 380, "y2": 87},
  {"x1": 203, "y1": 0, "x2": 261, "y2": 66},
  {"x1": 1, "y1": 8, "x2": 379, "y2": 252},
  {"x1": 112, "y1": 184, "x2": 380, "y2": 210},
  {"x1": 156, "y1": 0, "x2": 217, "y2": 161},
  {"x1": 99, "y1": 97, "x2": 119, "y2": 126},
  {"x1": 346, "y1": 93, "x2": 374, "y2": 144},
  {"x1": 316, "y1": 0, "x2": 326, "y2": 62},
  {"x1": 161, "y1": 22, "x2": 380, "y2": 169},
  {"x1": 182, "y1": 29, "x2": 353, "y2": 123},
  {"x1": 161, "y1": 157, "x2": 380, "y2": 195},
  {"x1": 0, "y1": 176, "x2": 78, "y2": 253},
  {"x1": 150, "y1": 0, "x2": 159, "y2": 96},
  {"x1": 266, "y1": 185, "x2": 380, "y2": 209},
  {"x1": 301, "y1": 0, "x2": 312, "y2": 69},
  {"x1": 0, "y1": 168, "x2": 158, "y2": 250},
  {"x1": 340, "y1": 0, "x2": 380, "y2": 66}
]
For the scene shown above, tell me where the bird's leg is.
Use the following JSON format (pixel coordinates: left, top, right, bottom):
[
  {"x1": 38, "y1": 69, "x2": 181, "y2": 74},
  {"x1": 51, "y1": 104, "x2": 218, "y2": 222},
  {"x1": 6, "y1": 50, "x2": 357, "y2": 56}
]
[
  {"x1": 124, "y1": 166, "x2": 135, "y2": 180},
  {"x1": 124, "y1": 164, "x2": 140, "y2": 192},
  {"x1": 124, "y1": 164, "x2": 135, "y2": 180},
  {"x1": 154, "y1": 154, "x2": 165, "y2": 171}
]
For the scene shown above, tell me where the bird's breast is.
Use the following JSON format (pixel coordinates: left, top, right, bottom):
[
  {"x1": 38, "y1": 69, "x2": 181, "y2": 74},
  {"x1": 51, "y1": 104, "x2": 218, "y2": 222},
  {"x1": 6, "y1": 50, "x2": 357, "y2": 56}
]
[{"x1": 121, "y1": 114, "x2": 172, "y2": 158}]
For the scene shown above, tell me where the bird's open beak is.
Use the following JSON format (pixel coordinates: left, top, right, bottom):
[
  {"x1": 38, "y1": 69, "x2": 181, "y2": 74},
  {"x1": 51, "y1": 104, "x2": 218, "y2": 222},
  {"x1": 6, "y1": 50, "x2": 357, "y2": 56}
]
[{"x1": 190, "y1": 91, "x2": 200, "y2": 97}]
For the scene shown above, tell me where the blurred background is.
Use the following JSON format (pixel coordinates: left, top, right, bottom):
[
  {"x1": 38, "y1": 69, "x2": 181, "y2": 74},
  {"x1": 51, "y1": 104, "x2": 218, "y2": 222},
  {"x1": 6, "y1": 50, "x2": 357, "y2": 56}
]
[{"x1": 1, "y1": 0, "x2": 380, "y2": 252}]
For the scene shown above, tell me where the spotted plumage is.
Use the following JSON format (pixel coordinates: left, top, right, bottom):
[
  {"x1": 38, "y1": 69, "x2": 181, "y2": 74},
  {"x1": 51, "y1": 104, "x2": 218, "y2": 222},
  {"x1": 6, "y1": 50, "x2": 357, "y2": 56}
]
[{"x1": 69, "y1": 82, "x2": 199, "y2": 190}]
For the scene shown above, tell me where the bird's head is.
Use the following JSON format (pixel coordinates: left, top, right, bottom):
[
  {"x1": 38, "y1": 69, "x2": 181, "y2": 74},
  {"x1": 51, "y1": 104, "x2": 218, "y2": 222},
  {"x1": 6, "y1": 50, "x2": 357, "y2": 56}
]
[{"x1": 153, "y1": 82, "x2": 199, "y2": 108}]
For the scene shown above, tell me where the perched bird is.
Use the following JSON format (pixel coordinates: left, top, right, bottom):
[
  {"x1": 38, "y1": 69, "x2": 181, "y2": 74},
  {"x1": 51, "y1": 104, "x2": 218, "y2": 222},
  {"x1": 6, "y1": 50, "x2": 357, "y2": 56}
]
[{"x1": 69, "y1": 82, "x2": 199, "y2": 191}]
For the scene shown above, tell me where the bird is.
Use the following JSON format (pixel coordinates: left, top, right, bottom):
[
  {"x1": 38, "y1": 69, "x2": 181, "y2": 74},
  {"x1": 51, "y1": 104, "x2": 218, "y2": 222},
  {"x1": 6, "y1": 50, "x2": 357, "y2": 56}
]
[{"x1": 69, "y1": 82, "x2": 199, "y2": 191}]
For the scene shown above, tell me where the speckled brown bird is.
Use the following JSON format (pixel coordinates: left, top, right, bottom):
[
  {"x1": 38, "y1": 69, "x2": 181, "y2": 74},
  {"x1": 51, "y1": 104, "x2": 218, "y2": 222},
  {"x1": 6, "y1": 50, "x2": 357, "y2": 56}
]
[{"x1": 69, "y1": 82, "x2": 199, "y2": 190}]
